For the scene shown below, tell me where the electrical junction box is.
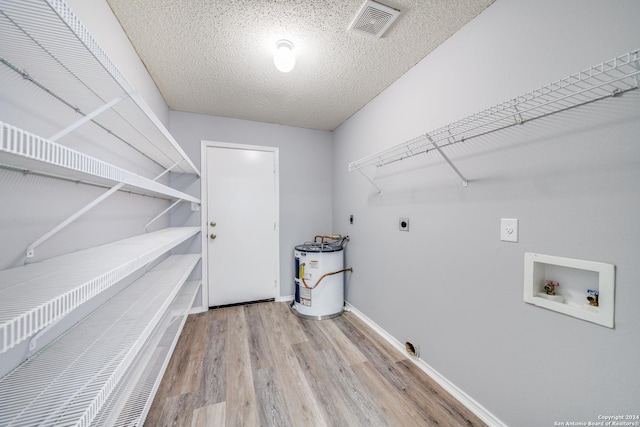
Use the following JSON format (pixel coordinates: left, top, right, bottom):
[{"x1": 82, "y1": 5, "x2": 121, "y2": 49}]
[{"x1": 500, "y1": 218, "x2": 518, "y2": 242}]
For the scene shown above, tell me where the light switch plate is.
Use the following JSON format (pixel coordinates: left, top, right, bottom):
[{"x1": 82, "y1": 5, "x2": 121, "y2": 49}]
[
  {"x1": 501, "y1": 218, "x2": 518, "y2": 242},
  {"x1": 399, "y1": 217, "x2": 409, "y2": 231}
]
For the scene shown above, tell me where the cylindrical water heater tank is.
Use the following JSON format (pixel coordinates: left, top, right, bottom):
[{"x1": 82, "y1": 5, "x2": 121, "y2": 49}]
[{"x1": 291, "y1": 242, "x2": 345, "y2": 319}]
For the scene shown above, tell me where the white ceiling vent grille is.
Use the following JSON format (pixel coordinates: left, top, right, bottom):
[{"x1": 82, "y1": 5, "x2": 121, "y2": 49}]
[{"x1": 349, "y1": 0, "x2": 400, "y2": 38}]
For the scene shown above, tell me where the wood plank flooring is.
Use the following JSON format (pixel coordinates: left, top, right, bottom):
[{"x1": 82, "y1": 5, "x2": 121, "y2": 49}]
[{"x1": 146, "y1": 302, "x2": 487, "y2": 427}]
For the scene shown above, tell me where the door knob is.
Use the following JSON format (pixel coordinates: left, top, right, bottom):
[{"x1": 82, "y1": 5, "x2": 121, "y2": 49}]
[
  {"x1": 210, "y1": 234, "x2": 217, "y2": 240},
  {"x1": 210, "y1": 221, "x2": 217, "y2": 227}
]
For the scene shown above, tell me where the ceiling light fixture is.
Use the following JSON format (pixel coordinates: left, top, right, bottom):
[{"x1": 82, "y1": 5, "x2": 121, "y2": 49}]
[{"x1": 274, "y1": 39, "x2": 295, "y2": 73}]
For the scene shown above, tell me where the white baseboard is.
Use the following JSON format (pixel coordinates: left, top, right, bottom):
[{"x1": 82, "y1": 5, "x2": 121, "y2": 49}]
[
  {"x1": 188, "y1": 306, "x2": 208, "y2": 315},
  {"x1": 275, "y1": 294, "x2": 294, "y2": 302},
  {"x1": 344, "y1": 302, "x2": 507, "y2": 427}
]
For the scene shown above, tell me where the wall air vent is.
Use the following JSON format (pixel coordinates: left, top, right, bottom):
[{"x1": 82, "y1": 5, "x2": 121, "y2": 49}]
[{"x1": 349, "y1": 0, "x2": 400, "y2": 38}]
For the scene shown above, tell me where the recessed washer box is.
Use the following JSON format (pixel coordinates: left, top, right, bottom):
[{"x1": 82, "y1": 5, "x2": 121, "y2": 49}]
[{"x1": 524, "y1": 253, "x2": 615, "y2": 328}]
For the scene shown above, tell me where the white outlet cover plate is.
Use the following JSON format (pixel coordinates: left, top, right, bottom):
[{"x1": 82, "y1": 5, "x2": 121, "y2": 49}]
[{"x1": 501, "y1": 218, "x2": 518, "y2": 242}]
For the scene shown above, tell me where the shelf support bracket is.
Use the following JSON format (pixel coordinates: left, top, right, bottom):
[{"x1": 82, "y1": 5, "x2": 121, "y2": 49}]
[
  {"x1": 144, "y1": 200, "x2": 183, "y2": 232},
  {"x1": 49, "y1": 96, "x2": 125, "y2": 142},
  {"x1": 427, "y1": 135, "x2": 469, "y2": 187},
  {"x1": 358, "y1": 169, "x2": 383, "y2": 195},
  {"x1": 25, "y1": 162, "x2": 183, "y2": 261},
  {"x1": 513, "y1": 104, "x2": 524, "y2": 125},
  {"x1": 25, "y1": 182, "x2": 125, "y2": 260},
  {"x1": 632, "y1": 51, "x2": 640, "y2": 87},
  {"x1": 155, "y1": 160, "x2": 182, "y2": 180}
]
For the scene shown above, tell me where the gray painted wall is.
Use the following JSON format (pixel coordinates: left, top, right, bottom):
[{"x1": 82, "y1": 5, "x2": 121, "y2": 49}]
[
  {"x1": 168, "y1": 111, "x2": 333, "y2": 300},
  {"x1": 332, "y1": 0, "x2": 640, "y2": 425}
]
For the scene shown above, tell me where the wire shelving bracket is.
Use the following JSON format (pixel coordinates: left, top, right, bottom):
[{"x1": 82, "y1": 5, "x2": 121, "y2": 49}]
[
  {"x1": 24, "y1": 161, "x2": 184, "y2": 261},
  {"x1": 348, "y1": 49, "x2": 640, "y2": 192},
  {"x1": 144, "y1": 200, "x2": 184, "y2": 232}
]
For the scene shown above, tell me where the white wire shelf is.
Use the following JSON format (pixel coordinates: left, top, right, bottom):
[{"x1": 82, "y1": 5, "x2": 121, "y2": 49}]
[
  {"x1": 349, "y1": 49, "x2": 640, "y2": 176},
  {"x1": 0, "y1": 0, "x2": 199, "y2": 176},
  {"x1": 0, "y1": 254, "x2": 200, "y2": 427},
  {"x1": 0, "y1": 121, "x2": 200, "y2": 204},
  {"x1": 0, "y1": 227, "x2": 200, "y2": 355},
  {"x1": 92, "y1": 280, "x2": 200, "y2": 427}
]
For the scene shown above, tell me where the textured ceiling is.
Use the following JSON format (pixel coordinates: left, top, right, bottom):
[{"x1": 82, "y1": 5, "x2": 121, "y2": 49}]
[{"x1": 106, "y1": 0, "x2": 494, "y2": 131}]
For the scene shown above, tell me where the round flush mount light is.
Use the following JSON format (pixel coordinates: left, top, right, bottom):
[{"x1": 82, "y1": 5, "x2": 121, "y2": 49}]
[{"x1": 274, "y1": 39, "x2": 295, "y2": 73}]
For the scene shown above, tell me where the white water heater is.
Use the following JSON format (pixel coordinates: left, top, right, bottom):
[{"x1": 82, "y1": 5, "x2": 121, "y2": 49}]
[{"x1": 291, "y1": 238, "x2": 350, "y2": 320}]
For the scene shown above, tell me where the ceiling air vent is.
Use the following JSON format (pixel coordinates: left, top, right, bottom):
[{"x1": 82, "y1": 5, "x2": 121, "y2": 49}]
[{"x1": 348, "y1": 0, "x2": 400, "y2": 38}]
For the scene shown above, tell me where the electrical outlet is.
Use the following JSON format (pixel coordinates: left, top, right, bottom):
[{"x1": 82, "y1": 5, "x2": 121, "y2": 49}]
[
  {"x1": 500, "y1": 218, "x2": 518, "y2": 242},
  {"x1": 399, "y1": 217, "x2": 409, "y2": 231}
]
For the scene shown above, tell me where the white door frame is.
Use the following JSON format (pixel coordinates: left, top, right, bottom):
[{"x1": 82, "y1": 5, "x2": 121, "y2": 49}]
[{"x1": 200, "y1": 140, "x2": 280, "y2": 308}]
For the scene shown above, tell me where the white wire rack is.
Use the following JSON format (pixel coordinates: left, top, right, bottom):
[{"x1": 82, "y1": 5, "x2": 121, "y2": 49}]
[
  {"x1": 0, "y1": 122, "x2": 200, "y2": 204},
  {"x1": 0, "y1": 0, "x2": 199, "y2": 176},
  {"x1": 0, "y1": 2, "x2": 203, "y2": 425},
  {"x1": 0, "y1": 227, "x2": 199, "y2": 355},
  {"x1": 348, "y1": 49, "x2": 640, "y2": 186},
  {"x1": 0, "y1": 255, "x2": 200, "y2": 427},
  {"x1": 91, "y1": 280, "x2": 200, "y2": 427}
]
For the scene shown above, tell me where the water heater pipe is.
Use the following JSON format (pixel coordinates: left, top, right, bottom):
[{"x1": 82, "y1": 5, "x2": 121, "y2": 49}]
[{"x1": 299, "y1": 263, "x2": 353, "y2": 290}]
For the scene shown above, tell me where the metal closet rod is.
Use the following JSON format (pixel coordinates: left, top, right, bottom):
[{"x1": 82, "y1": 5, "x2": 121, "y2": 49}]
[{"x1": 0, "y1": 56, "x2": 166, "y2": 170}]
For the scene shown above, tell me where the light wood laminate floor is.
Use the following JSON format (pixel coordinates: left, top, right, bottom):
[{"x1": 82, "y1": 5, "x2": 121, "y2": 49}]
[{"x1": 146, "y1": 301, "x2": 487, "y2": 427}]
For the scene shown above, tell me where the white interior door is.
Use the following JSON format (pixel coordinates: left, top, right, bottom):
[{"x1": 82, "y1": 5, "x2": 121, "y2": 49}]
[{"x1": 204, "y1": 143, "x2": 278, "y2": 307}]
